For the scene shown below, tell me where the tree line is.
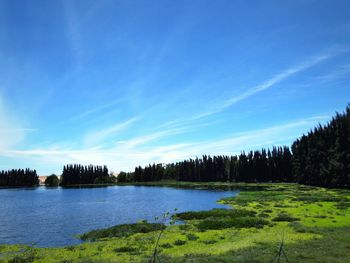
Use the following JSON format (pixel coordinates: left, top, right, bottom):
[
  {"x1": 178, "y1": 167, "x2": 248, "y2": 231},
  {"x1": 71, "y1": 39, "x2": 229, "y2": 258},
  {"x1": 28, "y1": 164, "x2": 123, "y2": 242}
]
[
  {"x1": 0, "y1": 164, "x2": 114, "y2": 187},
  {"x1": 0, "y1": 169, "x2": 39, "y2": 187},
  {"x1": 118, "y1": 146, "x2": 293, "y2": 183},
  {"x1": 291, "y1": 105, "x2": 350, "y2": 188},
  {"x1": 118, "y1": 105, "x2": 350, "y2": 188},
  {"x1": 60, "y1": 164, "x2": 114, "y2": 186}
]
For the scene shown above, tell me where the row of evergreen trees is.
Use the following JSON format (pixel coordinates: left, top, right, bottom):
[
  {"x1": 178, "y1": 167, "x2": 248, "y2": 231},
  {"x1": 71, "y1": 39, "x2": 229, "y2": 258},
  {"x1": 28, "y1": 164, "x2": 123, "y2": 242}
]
[
  {"x1": 291, "y1": 106, "x2": 350, "y2": 188},
  {"x1": 119, "y1": 105, "x2": 349, "y2": 188},
  {"x1": 118, "y1": 146, "x2": 293, "y2": 183},
  {"x1": 60, "y1": 164, "x2": 112, "y2": 186},
  {"x1": 0, "y1": 169, "x2": 39, "y2": 187}
]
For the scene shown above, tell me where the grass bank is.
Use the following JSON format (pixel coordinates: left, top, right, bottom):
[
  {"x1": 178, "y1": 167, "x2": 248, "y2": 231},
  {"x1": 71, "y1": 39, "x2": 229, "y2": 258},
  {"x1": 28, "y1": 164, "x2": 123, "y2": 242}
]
[{"x1": 0, "y1": 182, "x2": 349, "y2": 262}]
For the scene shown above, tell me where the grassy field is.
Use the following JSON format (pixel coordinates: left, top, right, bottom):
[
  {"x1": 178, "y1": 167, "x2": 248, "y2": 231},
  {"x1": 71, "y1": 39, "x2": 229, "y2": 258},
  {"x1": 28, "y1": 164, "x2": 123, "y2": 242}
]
[{"x1": 1, "y1": 182, "x2": 349, "y2": 262}]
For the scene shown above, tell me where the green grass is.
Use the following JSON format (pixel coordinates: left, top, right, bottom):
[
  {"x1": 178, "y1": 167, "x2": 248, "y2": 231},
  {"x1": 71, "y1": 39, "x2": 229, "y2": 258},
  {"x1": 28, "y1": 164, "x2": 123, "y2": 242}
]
[{"x1": 1, "y1": 182, "x2": 350, "y2": 262}]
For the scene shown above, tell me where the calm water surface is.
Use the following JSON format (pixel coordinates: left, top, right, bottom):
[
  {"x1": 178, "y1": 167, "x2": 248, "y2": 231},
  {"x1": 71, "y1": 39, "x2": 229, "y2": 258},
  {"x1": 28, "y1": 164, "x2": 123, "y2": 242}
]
[{"x1": 0, "y1": 186, "x2": 238, "y2": 247}]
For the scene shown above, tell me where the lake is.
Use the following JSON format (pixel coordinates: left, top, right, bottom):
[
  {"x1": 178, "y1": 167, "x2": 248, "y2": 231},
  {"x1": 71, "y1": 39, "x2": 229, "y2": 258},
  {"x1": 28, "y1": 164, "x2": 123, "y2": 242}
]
[{"x1": 0, "y1": 185, "x2": 238, "y2": 247}]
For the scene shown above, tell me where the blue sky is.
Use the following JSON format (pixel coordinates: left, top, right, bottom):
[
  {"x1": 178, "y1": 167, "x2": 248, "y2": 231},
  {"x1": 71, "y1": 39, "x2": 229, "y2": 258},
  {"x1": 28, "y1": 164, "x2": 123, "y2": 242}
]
[{"x1": 0, "y1": 0, "x2": 349, "y2": 175}]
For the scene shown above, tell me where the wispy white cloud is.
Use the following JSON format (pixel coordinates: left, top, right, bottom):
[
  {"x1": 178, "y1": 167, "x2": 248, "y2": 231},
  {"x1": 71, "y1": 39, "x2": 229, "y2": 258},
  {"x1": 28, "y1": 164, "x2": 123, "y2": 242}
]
[
  {"x1": 120, "y1": 122, "x2": 204, "y2": 148},
  {"x1": 70, "y1": 98, "x2": 124, "y2": 121},
  {"x1": 151, "y1": 50, "x2": 340, "y2": 132},
  {"x1": 83, "y1": 117, "x2": 139, "y2": 146},
  {"x1": 181, "y1": 116, "x2": 328, "y2": 155},
  {"x1": 122, "y1": 129, "x2": 183, "y2": 147},
  {"x1": 313, "y1": 63, "x2": 350, "y2": 82},
  {"x1": 193, "y1": 50, "x2": 347, "y2": 120}
]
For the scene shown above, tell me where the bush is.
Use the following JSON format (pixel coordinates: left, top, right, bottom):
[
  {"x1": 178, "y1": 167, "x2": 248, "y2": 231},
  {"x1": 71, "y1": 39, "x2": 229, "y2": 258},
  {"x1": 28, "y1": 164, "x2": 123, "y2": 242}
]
[
  {"x1": 160, "y1": 243, "x2": 173, "y2": 249},
  {"x1": 174, "y1": 240, "x2": 186, "y2": 246},
  {"x1": 335, "y1": 201, "x2": 350, "y2": 210},
  {"x1": 258, "y1": 212, "x2": 270, "y2": 218},
  {"x1": 272, "y1": 213, "x2": 299, "y2": 222},
  {"x1": 114, "y1": 246, "x2": 137, "y2": 253},
  {"x1": 197, "y1": 217, "x2": 269, "y2": 231},
  {"x1": 202, "y1": 240, "x2": 217, "y2": 245},
  {"x1": 80, "y1": 221, "x2": 165, "y2": 241},
  {"x1": 45, "y1": 174, "x2": 59, "y2": 187},
  {"x1": 262, "y1": 209, "x2": 273, "y2": 213},
  {"x1": 117, "y1": 172, "x2": 133, "y2": 182},
  {"x1": 174, "y1": 208, "x2": 256, "y2": 220},
  {"x1": 186, "y1": 233, "x2": 199, "y2": 241}
]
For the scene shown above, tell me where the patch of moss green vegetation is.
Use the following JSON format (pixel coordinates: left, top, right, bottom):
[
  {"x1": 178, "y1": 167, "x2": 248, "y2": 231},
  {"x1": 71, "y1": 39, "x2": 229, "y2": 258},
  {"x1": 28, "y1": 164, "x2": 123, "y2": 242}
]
[
  {"x1": 197, "y1": 217, "x2": 269, "y2": 230},
  {"x1": 1, "y1": 182, "x2": 350, "y2": 262},
  {"x1": 335, "y1": 201, "x2": 350, "y2": 210},
  {"x1": 186, "y1": 233, "x2": 199, "y2": 241},
  {"x1": 272, "y1": 212, "x2": 300, "y2": 222},
  {"x1": 174, "y1": 208, "x2": 256, "y2": 220},
  {"x1": 114, "y1": 246, "x2": 138, "y2": 253},
  {"x1": 173, "y1": 239, "x2": 186, "y2": 246},
  {"x1": 79, "y1": 221, "x2": 165, "y2": 241}
]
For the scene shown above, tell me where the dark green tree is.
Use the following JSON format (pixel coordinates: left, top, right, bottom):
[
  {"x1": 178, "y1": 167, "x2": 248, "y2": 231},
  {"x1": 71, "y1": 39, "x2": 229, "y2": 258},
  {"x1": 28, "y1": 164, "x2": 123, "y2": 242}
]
[{"x1": 45, "y1": 174, "x2": 59, "y2": 187}]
